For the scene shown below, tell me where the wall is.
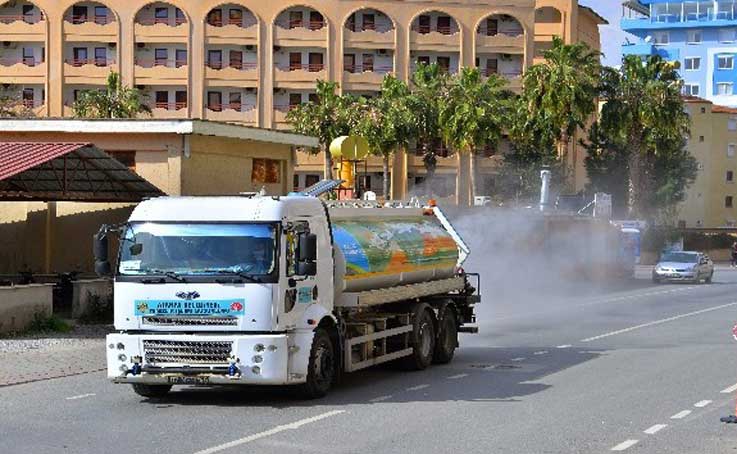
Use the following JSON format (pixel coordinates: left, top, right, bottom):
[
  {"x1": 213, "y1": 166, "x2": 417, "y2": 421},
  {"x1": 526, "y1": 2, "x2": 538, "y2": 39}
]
[
  {"x1": 71, "y1": 278, "x2": 112, "y2": 318},
  {"x1": 0, "y1": 284, "x2": 53, "y2": 334}
]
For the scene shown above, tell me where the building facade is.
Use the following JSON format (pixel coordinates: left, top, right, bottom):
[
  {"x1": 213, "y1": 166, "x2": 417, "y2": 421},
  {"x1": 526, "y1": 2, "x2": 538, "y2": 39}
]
[
  {"x1": 622, "y1": 0, "x2": 737, "y2": 107},
  {"x1": 0, "y1": 0, "x2": 604, "y2": 198}
]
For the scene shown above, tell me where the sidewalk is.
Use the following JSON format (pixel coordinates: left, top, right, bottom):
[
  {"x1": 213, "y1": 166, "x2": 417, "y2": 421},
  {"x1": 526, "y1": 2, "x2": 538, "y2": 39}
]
[{"x1": 0, "y1": 325, "x2": 108, "y2": 387}]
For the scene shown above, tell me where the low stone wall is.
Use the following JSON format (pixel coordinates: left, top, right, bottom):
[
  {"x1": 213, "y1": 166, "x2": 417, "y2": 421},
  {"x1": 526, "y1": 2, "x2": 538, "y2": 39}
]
[
  {"x1": 0, "y1": 284, "x2": 54, "y2": 334},
  {"x1": 71, "y1": 279, "x2": 112, "y2": 319}
]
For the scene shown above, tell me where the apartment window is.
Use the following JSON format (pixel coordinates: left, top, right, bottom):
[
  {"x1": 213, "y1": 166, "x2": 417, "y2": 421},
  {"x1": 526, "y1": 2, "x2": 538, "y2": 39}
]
[
  {"x1": 109, "y1": 151, "x2": 136, "y2": 171},
  {"x1": 94, "y1": 6, "x2": 108, "y2": 24},
  {"x1": 729, "y1": 144, "x2": 736, "y2": 157},
  {"x1": 718, "y1": 83, "x2": 734, "y2": 95},
  {"x1": 175, "y1": 91, "x2": 187, "y2": 109},
  {"x1": 207, "y1": 9, "x2": 223, "y2": 26},
  {"x1": 728, "y1": 171, "x2": 734, "y2": 182},
  {"x1": 229, "y1": 9, "x2": 243, "y2": 26},
  {"x1": 699, "y1": 135, "x2": 705, "y2": 142},
  {"x1": 437, "y1": 16, "x2": 451, "y2": 35},
  {"x1": 155, "y1": 91, "x2": 168, "y2": 107},
  {"x1": 654, "y1": 32, "x2": 669, "y2": 44},
  {"x1": 22, "y1": 88, "x2": 33, "y2": 107},
  {"x1": 486, "y1": 18, "x2": 498, "y2": 36},
  {"x1": 229, "y1": 50, "x2": 242, "y2": 69},
  {"x1": 362, "y1": 13, "x2": 375, "y2": 31},
  {"x1": 730, "y1": 118, "x2": 737, "y2": 131},
  {"x1": 72, "y1": 5, "x2": 88, "y2": 24},
  {"x1": 175, "y1": 8, "x2": 185, "y2": 24},
  {"x1": 94, "y1": 47, "x2": 106, "y2": 66},
  {"x1": 207, "y1": 91, "x2": 222, "y2": 111},
  {"x1": 345, "y1": 13, "x2": 355, "y2": 32},
  {"x1": 229, "y1": 92, "x2": 241, "y2": 111},
  {"x1": 154, "y1": 7, "x2": 168, "y2": 23},
  {"x1": 417, "y1": 56, "x2": 430, "y2": 65},
  {"x1": 289, "y1": 11, "x2": 302, "y2": 29},
  {"x1": 486, "y1": 58, "x2": 499, "y2": 75},
  {"x1": 727, "y1": 196, "x2": 733, "y2": 208},
  {"x1": 154, "y1": 48, "x2": 167, "y2": 66},
  {"x1": 418, "y1": 15, "x2": 430, "y2": 34},
  {"x1": 305, "y1": 174, "x2": 320, "y2": 187},
  {"x1": 22, "y1": 48, "x2": 34, "y2": 66},
  {"x1": 720, "y1": 28, "x2": 737, "y2": 43},
  {"x1": 308, "y1": 93, "x2": 318, "y2": 103},
  {"x1": 175, "y1": 49, "x2": 187, "y2": 68},
  {"x1": 344, "y1": 54, "x2": 355, "y2": 73},
  {"x1": 309, "y1": 11, "x2": 324, "y2": 30},
  {"x1": 688, "y1": 30, "x2": 702, "y2": 44},
  {"x1": 22, "y1": 4, "x2": 34, "y2": 22},
  {"x1": 362, "y1": 53, "x2": 374, "y2": 72},
  {"x1": 683, "y1": 84, "x2": 700, "y2": 96},
  {"x1": 437, "y1": 56, "x2": 451, "y2": 73},
  {"x1": 72, "y1": 47, "x2": 88, "y2": 66},
  {"x1": 684, "y1": 57, "x2": 701, "y2": 70},
  {"x1": 719, "y1": 55, "x2": 734, "y2": 69},
  {"x1": 308, "y1": 53, "x2": 323, "y2": 72},
  {"x1": 208, "y1": 50, "x2": 222, "y2": 69},
  {"x1": 701, "y1": 107, "x2": 707, "y2": 114},
  {"x1": 289, "y1": 52, "x2": 302, "y2": 70}
]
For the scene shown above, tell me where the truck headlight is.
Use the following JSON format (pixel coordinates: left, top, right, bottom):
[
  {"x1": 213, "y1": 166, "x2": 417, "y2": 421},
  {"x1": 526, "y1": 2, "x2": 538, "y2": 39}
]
[
  {"x1": 116, "y1": 343, "x2": 125, "y2": 350},
  {"x1": 254, "y1": 344, "x2": 265, "y2": 353},
  {"x1": 118, "y1": 354, "x2": 127, "y2": 362},
  {"x1": 253, "y1": 355, "x2": 263, "y2": 364}
]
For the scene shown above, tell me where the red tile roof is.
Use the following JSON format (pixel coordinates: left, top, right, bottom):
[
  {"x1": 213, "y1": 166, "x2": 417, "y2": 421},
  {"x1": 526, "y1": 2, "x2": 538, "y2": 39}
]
[{"x1": 0, "y1": 142, "x2": 89, "y2": 180}]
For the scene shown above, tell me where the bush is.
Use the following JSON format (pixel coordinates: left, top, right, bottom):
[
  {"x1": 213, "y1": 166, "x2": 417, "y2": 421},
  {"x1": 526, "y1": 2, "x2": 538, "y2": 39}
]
[
  {"x1": 27, "y1": 313, "x2": 71, "y2": 334},
  {"x1": 78, "y1": 291, "x2": 113, "y2": 324}
]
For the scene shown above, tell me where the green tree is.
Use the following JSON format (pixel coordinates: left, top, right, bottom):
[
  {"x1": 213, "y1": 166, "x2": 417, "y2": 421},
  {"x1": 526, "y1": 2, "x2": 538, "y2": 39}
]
[
  {"x1": 352, "y1": 75, "x2": 415, "y2": 198},
  {"x1": 598, "y1": 55, "x2": 694, "y2": 218},
  {"x1": 287, "y1": 80, "x2": 353, "y2": 180},
  {"x1": 519, "y1": 37, "x2": 601, "y2": 162},
  {"x1": 439, "y1": 67, "x2": 509, "y2": 204},
  {"x1": 582, "y1": 123, "x2": 630, "y2": 217},
  {"x1": 408, "y1": 63, "x2": 448, "y2": 183},
  {"x1": 72, "y1": 71, "x2": 151, "y2": 119},
  {"x1": 0, "y1": 85, "x2": 35, "y2": 118}
]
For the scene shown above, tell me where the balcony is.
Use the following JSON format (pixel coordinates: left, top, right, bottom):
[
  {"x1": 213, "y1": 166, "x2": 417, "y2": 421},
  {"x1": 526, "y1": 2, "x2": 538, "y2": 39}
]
[
  {"x1": 64, "y1": 58, "x2": 118, "y2": 82},
  {"x1": 0, "y1": 58, "x2": 44, "y2": 83},
  {"x1": 273, "y1": 64, "x2": 326, "y2": 88},
  {"x1": 204, "y1": 104, "x2": 257, "y2": 124},
  {"x1": 204, "y1": 61, "x2": 258, "y2": 86},
  {"x1": 205, "y1": 18, "x2": 257, "y2": 45},
  {"x1": 0, "y1": 15, "x2": 45, "y2": 40},
  {"x1": 621, "y1": 8, "x2": 737, "y2": 31},
  {"x1": 410, "y1": 26, "x2": 460, "y2": 52},
  {"x1": 135, "y1": 58, "x2": 188, "y2": 84},
  {"x1": 273, "y1": 105, "x2": 295, "y2": 129},
  {"x1": 274, "y1": 21, "x2": 327, "y2": 47},
  {"x1": 476, "y1": 31, "x2": 525, "y2": 51},
  {"x1": 344, "y1": 24, "x2": 394, "y2": 49},
  {"x1": 134, "y1": 17, "x2": 188, "y2": 43},
  {"x1": 150, "y1": 101, "x2": 189, "y2": 119},
  {"x1": 343, "y1": 65, "x2": 392, "y2": 90},
  {"x1": 621, "y1": 43, "x2": 680, "y2": 61},
  {"x1": 63, "y1": 15, "x2": 117, "y2": 41}
]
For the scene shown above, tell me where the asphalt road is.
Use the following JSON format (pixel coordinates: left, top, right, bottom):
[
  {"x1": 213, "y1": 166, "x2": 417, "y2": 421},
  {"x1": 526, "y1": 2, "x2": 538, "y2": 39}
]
[{"x1": 3, "y1": 271, "x2": 737, "y2": 453}]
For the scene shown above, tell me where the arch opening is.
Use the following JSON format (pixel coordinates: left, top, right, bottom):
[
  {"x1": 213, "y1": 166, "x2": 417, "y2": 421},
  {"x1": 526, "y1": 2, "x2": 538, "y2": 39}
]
[
  {"x1": 0, "y1": 0, "x2": 43, "y2": 24},
  {"x1": 344, "y1": 8, "x2": 394, "y2": 33},
  {"x1": 275, "y1": 5, "x2": 326, "y2": 31},
  {"x1": 64, "y1": 2, "x2": 116, "y2": 25},
  {"x1": 206, "y1": 4, "x2": 257, "y2": 28},
  {"x1": 477, "y1": 14, "x2": 524, "y2": 37},
  {"x1": 135, "y1": 2, "x2": 187, "y2": 27},
  {"x1": 411, "y1": 10, "x2": 459, "y2": 36},
  {"x1": 535, "y1": 7, "x2": 563, "y2": 24}
]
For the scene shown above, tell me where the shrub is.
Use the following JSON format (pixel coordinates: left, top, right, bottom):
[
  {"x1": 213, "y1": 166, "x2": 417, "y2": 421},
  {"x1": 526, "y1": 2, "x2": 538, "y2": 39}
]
[
  {"x1": 27, "y1": 313, "x2": 71, "y2": 334},
  {"x1": 78, "y1": 291, "x2": 114, "y2": 324}
]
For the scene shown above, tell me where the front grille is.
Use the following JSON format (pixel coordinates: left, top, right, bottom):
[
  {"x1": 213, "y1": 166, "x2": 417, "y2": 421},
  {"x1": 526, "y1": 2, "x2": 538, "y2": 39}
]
[
  {"x1": 143, "y1": 340, "x2": 232, "y2": 365},
  {"x1": 143, "y1": 316, "x2": 238, "y2": 327}
]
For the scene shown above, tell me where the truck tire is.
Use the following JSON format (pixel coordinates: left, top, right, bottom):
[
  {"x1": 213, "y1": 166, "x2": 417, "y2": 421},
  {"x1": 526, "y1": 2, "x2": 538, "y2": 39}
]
[
  {"x1": 433, "y1": 308, "x2": 457, "y2": 364},
  {"x1": 131, "y1": 383, "x2": 172, "y2": 398},
  {"x1": 706, "y1": 272, "x2": 713, "y2": 284},
  {"x1": 400, "y1": 304, "x2": 436, "y2": 371},
  {"x1": 296, "y1": 328, "x2": 335, "y2": 399}
]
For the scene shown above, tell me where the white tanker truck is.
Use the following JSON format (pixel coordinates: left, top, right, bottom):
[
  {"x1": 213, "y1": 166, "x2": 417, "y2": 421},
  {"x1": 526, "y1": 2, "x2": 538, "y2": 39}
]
[{"x1": 95, "y1": 193, "x2": 479, "y2": 398}]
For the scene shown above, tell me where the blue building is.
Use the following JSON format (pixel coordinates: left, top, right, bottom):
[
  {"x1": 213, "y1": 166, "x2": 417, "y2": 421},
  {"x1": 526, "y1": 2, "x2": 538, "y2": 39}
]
[{"x1": 622, "y1": 0, "x2": 737, "y2": 106}]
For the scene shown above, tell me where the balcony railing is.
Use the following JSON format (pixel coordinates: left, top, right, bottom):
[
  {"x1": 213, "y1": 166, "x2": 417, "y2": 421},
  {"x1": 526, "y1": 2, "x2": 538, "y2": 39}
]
[
  {"x1": 206, "y1": 17, "x2": 257, "y2": 28},
  {"x1": 206, "y1": 103, "x2": 255, "y2": 112},
  {"x1": 0, "y1": 57, "x2": 43, "y2": 66},
  {"x1": 153, "y1": 101, "x2": 187, "y2": 110},
  {"x1": 276, "y1": 19, "x2": 325, "y2": 30},
  {"x1": 410, "y1": 64, "x2": 458, "y2": 74},
  {"x1": 136, "y1": 17, "x2": 187, "y2": 27},
  {"x1": 21, "y1": 98, "x2": 44, "y2": 108},
  {"x1": 476, "y1": 26, "x2": 523, "y2": 37},
  {"x1": 411, "y1": 24, "x2": 458, "y2": 35},
  {"x1": 344, "y1": 22, "x2": 393, "y2": 33},
  {"x1": 205, "y1": 60, "x2": 257, "y2": 70},
  {"x1": 343, "y1": 64, "x2": 392, "y2": 74},
  {"x1": 135, "y1": 58, "x2": 187, "y2": 68},
  {"x1": 64, "y1": 15, "x2": 115, "y2": 25},
  {"x1": 279, "y1": 63, "x2": 325, "y2": 72},
  {"x1": 629, "y1": 9, "x2": 737, "y2": 23},
  {"x1": 0, "y1": 14, "x2": 44, "y2": 24},
  {"x1": 65, "y1": 58, "x2": 115, "y2": 67},
  {"x1": 274, "y1": 104, "x2": 301, "y2": 112}
]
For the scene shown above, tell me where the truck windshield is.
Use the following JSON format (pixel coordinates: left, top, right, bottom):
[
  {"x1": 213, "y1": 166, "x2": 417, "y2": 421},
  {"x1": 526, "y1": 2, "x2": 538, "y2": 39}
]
[{"x1": 118, "y1": 223, "x2": 277, "y2": 277}]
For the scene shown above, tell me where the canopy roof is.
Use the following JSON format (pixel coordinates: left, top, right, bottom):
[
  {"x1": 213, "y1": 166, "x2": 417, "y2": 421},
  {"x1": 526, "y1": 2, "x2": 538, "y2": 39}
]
[{"x1": 0, "y1": 142, "x2": 165, "y2": 202}]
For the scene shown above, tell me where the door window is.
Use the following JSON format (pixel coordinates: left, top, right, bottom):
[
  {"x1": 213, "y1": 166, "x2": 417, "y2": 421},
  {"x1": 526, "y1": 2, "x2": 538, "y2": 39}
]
[
  {"x1": 154, "y1": 48, "x2": 168, "y2": 66},
  {"x1": 362, "y1": 14, "x2": 375, "y2": 31},
  {"x1": 344, "y1": 54, "x2": 355, "y2": 73},
  {"x1": 175, "y1": 49, "x2": 187, "y2": 68},
  {"x1": 229, "y1": 50, "x2": 243, "y2": 69},
  {"x1": 208, "y1": 91, "x2": 222, "y2": 111},
  {"x1": 94, "y1": 47, "x2": 106, "y2": 66},
  {"x1": 72, "y1": 5, "x2": 88, "y2": 24},
  {"x1": 208, "y1": 50, "x2": 222, "y2": 69},
  {"x1": 418, "y1": 15, "x2": 430, "y2": 34},
  {"x1": 175, "y1": 91, "x2": 187, "y2": 109},
  {"x1": 308, "y1": 53, "x2": 323, "y2": 72},
  {"x1": 289, "y1": 52, "x2": 302, "y2": 70},
  {"x1": 207, "y1": 9, "x2": 223, "y2": 26}
]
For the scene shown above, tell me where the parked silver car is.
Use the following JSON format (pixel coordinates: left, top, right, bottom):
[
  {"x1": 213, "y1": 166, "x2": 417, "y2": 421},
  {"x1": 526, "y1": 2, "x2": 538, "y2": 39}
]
[{"x1": 652, "y1": 251, "x2": 714, "y2": 284}]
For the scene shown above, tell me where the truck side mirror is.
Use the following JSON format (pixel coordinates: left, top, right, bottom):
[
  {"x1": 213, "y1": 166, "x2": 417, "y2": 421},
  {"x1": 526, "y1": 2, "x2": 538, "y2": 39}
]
[
  {"x1": 298, "y1": 233, "x2": 317, "y2": 262},
  {"x1": 93, "y1": 226, "x2": 112, "y2": 277}
]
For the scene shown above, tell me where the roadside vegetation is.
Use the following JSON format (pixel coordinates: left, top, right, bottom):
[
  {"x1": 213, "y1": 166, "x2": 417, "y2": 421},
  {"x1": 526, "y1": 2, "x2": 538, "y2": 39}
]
[{"x1": 25, "y1": 313, "x2": 71, "y2": 335}]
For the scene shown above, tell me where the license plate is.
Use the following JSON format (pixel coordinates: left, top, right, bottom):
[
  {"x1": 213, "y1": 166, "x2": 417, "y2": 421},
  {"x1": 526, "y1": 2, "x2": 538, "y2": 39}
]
[{"x1": 167, "y1": 376, "x2": 209, "y2": 385}]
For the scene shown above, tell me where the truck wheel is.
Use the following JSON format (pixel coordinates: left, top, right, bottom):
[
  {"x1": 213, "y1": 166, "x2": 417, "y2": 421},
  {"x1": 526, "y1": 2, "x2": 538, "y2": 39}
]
[
  {"x1": 706, "y1": 272, "x2": 713, "y2": 284},
  {"x1": 297, "y1": 328, "x2": 335, "y2": 399},
  {"x1": 401, "y1": 304, "x2": 436, "y2": 371},
  {"x1": 131, "y1": 383, "x2": 171, "y2": 398},
  {"x1": 433, "y1": 308, "x2": 457, "y2": 364}
]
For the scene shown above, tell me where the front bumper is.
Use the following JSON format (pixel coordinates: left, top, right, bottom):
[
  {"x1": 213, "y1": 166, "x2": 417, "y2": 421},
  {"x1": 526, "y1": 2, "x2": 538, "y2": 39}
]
[
  {"x1": 653, "y1": 270, "x2": 696, "y2": 281},
  {"x1": 106, "y1": 332, "x2": 310, "y2": 386}
]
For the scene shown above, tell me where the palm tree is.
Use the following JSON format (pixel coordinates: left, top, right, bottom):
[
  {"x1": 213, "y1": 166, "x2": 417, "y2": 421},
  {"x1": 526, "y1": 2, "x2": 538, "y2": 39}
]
[
  {"x1": 598, "y1": 55, "x2": 691, "y2": 218},
  {"x1": 287, "y1": 80, "x2": 353, "y2": 180},
  {"x1": 72, "y1": 71, "x2": 151, "y2": 119},
  {"x1": 408, "y1": 63, "x2": 448, "y2": 186},
  {"x1": 352, "y1": 75, "x2": 415, "y2": 198},
  {"x1": 520, "y1": 37, "x2": 601, "y2": 162},
  {"x1": 440, "y1": 67, "x2": 509, "y2": 205}
]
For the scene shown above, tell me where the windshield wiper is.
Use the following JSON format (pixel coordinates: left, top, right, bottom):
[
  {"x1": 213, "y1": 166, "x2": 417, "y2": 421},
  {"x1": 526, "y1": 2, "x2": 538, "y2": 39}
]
[
  {"x1": 139, "y1": 269, "x2": 186, "y2": 283},
  {"x1": 204, "y1": 269, "x2": 262, "y2": 284}
]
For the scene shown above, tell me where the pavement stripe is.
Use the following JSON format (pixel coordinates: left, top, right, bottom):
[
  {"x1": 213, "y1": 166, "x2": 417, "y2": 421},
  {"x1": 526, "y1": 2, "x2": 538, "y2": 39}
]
[
  {"x1": 406, "y1": 384, "x2": 430, "y2": 391},
  {"x1": 447, "y1": 373, "x2": 468, "y2": 380},
  {"x1": 721, "y1": 383, "x2": 737, "y2": 394},
  {"x1": 611, "y1": 439, "x2": 639, "y2": 451},
  {"x1": 643, "y1": 424, "x2": 667, "y2": 435},
  {"x1": 369, "y1": 395, "x2": 393, "y2": 403},
  {"x1": 510, "y1": 357, "x2": 526, "y2": 362},
  {"x1": 556, "y1": 345, "x2": 572, "y2": 349},
  {"x1": 694, "y1": 400, "x2": 712, "y2": 408},
  {"x1": 580, "y1": 302, "x2": 737, "y2": 342},
  {"x1": 65, "y1": 393, "x2": 96, "y2": 401},
  {"x1": 533, "y1": 350, "x2": 548, "y2": 355},
  {"x1": 192, "y1": 410, "x2": 345, "y2": 454},
  {"x1": 671, "y1": 410, "x2": 692, "y2": 419}
]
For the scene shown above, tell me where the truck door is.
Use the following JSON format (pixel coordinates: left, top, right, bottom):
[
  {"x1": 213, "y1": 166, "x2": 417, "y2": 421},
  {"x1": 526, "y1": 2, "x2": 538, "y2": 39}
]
[{"x1": 280, "y1": 219, "x2": 319, "y2": 329}]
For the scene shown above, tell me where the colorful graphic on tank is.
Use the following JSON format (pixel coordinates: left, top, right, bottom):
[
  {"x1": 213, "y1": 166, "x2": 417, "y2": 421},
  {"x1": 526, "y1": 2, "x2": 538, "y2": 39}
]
[{"x1": 331, "y1": 218, "x2": 459, "y2": 279}]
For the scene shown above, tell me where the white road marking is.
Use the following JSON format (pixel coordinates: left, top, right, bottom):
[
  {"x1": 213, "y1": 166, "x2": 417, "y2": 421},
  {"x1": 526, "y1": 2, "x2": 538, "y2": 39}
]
[
  {"x1": 193, "y1": 410, "x2": 345, "y2": 454},
  {"x1": 533, "y1": 350, "x2": 548, "y2": 355},
  {"x1": 556, "y1": 345, "x2": 572, "y2": 349},
  {"x1": 721, "y1": 383, "x2": 737, "y2": 394},
  {"x1": 447, "y1": 373, "x2": 468, "y2": 380},
  {"x1": 671, "y1": 410, "x2": 692, "y2": 419},
  {"x1": 369, "y1": 395, "x2": 393, "y2": 403},
  {"x1": 510, "y1": 357, "x2": 526, "y2": 362},
  {"x1": 580, "y1": 302, "x2": 737, "y2": 342},
  {"x1": 406, "y1": 384, "x2": 430, "y2": 391},
  {"x1": 65, "y1": 393, "x2": 96, "y2": 400},
  {"x1": 643, "y1": 424, "x2": 667, "y2": 435},
  {"x1": 611, "y1": 439, "x2": 639, "y2": 451},
  {"x1": 694, "y1": 400, "x2": 712, "y2": 408}
]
